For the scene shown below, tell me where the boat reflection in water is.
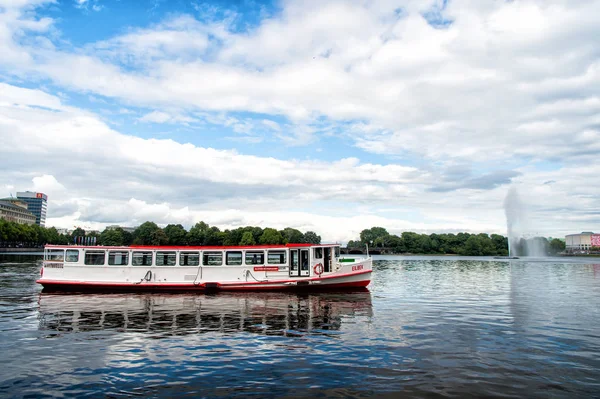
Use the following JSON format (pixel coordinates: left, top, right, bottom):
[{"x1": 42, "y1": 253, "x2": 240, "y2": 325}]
[{"x1": 37, "y1": 290, "x2": 372, "y2": 337}]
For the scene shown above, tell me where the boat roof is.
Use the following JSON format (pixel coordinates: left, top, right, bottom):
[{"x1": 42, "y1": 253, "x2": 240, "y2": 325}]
[{"x1": 45, "y1": 243, "x2": 340, "y2": 250}]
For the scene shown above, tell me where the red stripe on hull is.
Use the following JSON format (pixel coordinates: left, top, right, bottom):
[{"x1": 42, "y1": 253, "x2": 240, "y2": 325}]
[{"x1": 37, "y1": 279, "x2": 370, "y2": 293}]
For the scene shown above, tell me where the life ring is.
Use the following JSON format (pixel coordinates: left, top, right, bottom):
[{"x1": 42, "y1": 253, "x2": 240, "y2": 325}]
[{"x1": 314, "y1": 263, "x2": 324, "y2": 276}]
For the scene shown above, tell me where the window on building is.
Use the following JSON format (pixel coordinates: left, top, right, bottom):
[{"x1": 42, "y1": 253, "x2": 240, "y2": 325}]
[
  {"x1": 65, "y1": 249, "x2": 79, "y2": 262},
  {"x1": 203, "y1": 251, "x2": 223, "y2": 266},
  {"x1": 179, "y1": 252, "x2": 200, "y2": 266},
  {"x1": 132, "y1": 251, "x2": 153, "y2": 266},
  {"x1": 267, "y1": 250, "x2": 286, "y2": 265},
  {"x1": 226, "y1": 251, "x2": 243, "y2": 265},
  {"x1": 245, "y1": 251, "x2": 265, "y2": 265},
  {"x1": 84, "y1": 251, "x2": 106, "y2": 265},
  {"x1": 108, "y1": 251, "x2": 129, "y2": 266},
  {"x1": 46, "y1": 249, "x2": 64, "y2": 261},
  {"x1": 314, "y1": 248, "x2": 323, "y2": 259},
  {"x1": 156, "y1": 252, "x2": 176, "y2": 266}
]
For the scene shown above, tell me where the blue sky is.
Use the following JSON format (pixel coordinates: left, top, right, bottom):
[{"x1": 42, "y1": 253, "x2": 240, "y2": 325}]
[{"x1": 1, "y1": 0, "x2": 600, "y2": 242}]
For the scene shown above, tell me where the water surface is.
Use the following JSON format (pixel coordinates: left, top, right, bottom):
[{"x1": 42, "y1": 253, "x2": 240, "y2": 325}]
[{"x1": 1, "y1": 256, "x2": 600, "y2": 398}]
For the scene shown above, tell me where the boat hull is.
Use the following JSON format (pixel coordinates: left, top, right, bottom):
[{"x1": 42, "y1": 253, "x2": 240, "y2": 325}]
[{"x1": 38, "y1": 271, "x2": 371, "y2": 293}]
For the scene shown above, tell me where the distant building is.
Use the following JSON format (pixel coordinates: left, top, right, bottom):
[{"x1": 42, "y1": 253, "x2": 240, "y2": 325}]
[
  {"x1": 0, "y1": 199, "x2": 37, "y2": 225},
  {"x1": 107, "y1": 225, "x2": 137, "y2": 233},
  {"x1": 565, "y1": 232, "x2": 599, "y2": 251},
  {"x1": 16, "y1": 192, "x2": 47, "y2": 226}
]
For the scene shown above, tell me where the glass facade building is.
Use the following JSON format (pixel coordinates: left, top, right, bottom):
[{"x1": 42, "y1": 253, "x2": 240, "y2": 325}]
[{"x1": 16, "y1": 192, "x2": 48, "y2": 226}]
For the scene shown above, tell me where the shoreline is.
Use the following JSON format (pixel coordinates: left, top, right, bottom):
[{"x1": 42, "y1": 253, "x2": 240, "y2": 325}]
[{"x1": 0, "y1": 248, "x2": 43, "y2": 253}]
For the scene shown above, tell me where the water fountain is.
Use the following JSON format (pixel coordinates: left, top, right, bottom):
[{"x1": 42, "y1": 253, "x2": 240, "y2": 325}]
[{"x1": 502, "y1": 186, "x2": 547, "y2": 258}]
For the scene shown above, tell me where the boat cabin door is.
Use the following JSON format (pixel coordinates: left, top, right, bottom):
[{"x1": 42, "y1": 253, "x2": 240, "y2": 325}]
[{"x1": 289, "y1": 249, "x2": 310, "y2": 277}]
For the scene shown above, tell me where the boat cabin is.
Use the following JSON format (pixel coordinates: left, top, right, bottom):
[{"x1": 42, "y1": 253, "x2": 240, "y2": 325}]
[{"x1": 43, "y1": 243, "x2": 343, "y2": 277}]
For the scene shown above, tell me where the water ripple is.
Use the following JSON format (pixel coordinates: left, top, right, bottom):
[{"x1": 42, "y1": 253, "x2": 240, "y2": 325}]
[{"x1": 1, "y1": 259, "x2": 600, "y2": 397}]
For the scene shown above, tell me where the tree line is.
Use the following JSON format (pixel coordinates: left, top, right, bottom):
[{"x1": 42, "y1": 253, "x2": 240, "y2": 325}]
[
  {"x1": 347, "y1": 227, "x2": 566, "y2": 256},
  {"x1": 0, "y1": 219, "x2": 321, "y2": 248},
  {"x1": 0, "y1": 218, "x2": 567, "y2": 255}
]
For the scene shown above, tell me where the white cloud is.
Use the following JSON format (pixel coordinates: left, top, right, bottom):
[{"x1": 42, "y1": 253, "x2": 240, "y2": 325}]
[
  {"x1": 1, "y1": 83, "x2": 596, "y2": 240},
  {"x1": 1, "y1": 0, "x2": 600, "y2": 239},
  {"x1": 93, "y1": 16, "x2": 211, "y2": 62},
  {"x1": 138, "y1": 110, "x2": 195, "y2": 124},
  {"x1": 1, "y1": 0, "x2": 596, "y2": 165},
  {"x1": 32, "y1": 174, "x2": 66, "y2": 195},
  {"x1": 0, "y1": 82, "x2": 63, "y2": 109}
]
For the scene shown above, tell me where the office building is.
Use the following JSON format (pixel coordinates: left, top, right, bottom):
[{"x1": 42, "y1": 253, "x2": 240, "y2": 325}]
[
  {"x1": 16, "y1": 191, "x2": 48, "y2": 226},
  {"x1": 0, "y1": 199, "x2": 37, "y2": 225}
]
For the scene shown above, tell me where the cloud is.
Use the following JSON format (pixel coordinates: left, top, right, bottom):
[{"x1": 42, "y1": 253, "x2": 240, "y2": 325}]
[
  {"x1": 0, "y1": 0, "x2": 600, "y2": 240},
  {"x1": 138, "y1": 110, "x2": 195, "y2": 124},
  {"x1": 0, "y1": 83, "x2": 450, "y2": 240},
  {"x1": 429, "y1": 170, "x2": 522, "y2": 193},
  {"x1": 1, "y1": 2, "x2": 597, "y2": 162},
  {"x1": 93, "y1": 16, "x2": 211, "y2": 62}
]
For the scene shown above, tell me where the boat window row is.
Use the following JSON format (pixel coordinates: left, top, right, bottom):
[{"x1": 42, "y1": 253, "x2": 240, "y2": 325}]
[
  {"x1": 49, "y1": 249, "x2": 288, "y2": 266},
  {"x1": 46, "y1": 248, "x2": 340, "y2": 264}
]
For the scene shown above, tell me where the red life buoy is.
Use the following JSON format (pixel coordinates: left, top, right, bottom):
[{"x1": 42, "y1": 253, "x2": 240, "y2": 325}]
[{"x1": 314, "y1": 263, "x2": 324, "y2": 276}]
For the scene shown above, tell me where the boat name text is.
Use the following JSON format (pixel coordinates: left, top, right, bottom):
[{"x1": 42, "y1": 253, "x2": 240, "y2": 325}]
[{"x1": 254, "y1": 266, "x2": 280, "y2": 272}]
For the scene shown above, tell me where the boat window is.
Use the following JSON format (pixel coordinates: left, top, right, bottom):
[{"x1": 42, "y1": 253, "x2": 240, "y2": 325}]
[
  {"x1": 132, "y1": 251, "x2": 153, "y2": 266},
  {"x1": 267, "y1": 250, "x2": 286, "y2": 265},
  {"x1": 179, "y1": 252, "x2": 200, "y2": 266},
  {"x1": 156, "y1": 251, "x2": 176, "y2": 266},
  {"x1": 65, "y1": 249, "x2": 79, "y2": 262},
  {"x1": 314, "y1": 248, "x2": 323, "y2": 259},
  {"x1": 84, "y1": 251, "x2": 106, "y2": 265},
  {"x1": 108, "y1": 251, "x2": 129, "y2": 266},
  {"x1": 335, "y1": 247, "x2": 340, "y2": 257},
  {"x1": 46, "y1": 249, "x2": 64, "y2": 261},
  {"x1": 245, "y1": 251, "x2": 264, "y2": 265},
  {"x1": 226, "y1": 251, "x2": 243, "y2": 265},
  {"x1": 203, "y1": 251, "x2": 223, "y2": 266}
]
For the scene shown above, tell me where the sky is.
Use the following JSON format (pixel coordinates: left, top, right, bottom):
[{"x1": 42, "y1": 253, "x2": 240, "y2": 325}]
[{"x1": 0, "y1": 0, "x2": 599, "y2": 243}]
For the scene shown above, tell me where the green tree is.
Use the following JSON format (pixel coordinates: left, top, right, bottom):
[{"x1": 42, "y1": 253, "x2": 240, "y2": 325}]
[
  {"x1": 360, "y1": 227, "x2": 389, "y2": 246},
  {"x1": 164, "y1": 224, "x2": 188, "y2": 245},
  {"x1": 186, "y1": 222, "x2": 223, "y2": 245},
  {"x1": 259, "y1": 228, "x2": 283, "y2": 245},
  {"x1": 122, "y1": 230, "x2": 133, "y2": 246},
  {"x1": 99, "y1": 228, "x2": 124, "y2": 246},
  {"x1": 133, "y1": 222, "x2": 164, "y2": 245},
  {"x1": 385, "y1": 235, "x2": 403, "y2": 252},
  {"x1": 401, "y1": 232, "x2": 420, "y2": 253},
  {"x1": 45, "y1": 227, "x2": 60, "y2": 244},
  {"x1": 150, "y1": 228, "x2": 169, "y2": 245},
  {"x1": 187, "y1": 221, "x2": 210, "y2": 245},
  {"x1": 549, "y1": 238, "x2": 565, "y2": 254},
  {"x1": 303, "y1": 231, "x2": 321, "y2": 244},
  {"x1": 222, "y1": 229, "x2": 238, "y2": 246},
  {"x1": 491, "y1": 234, "x2": 508, "y2": 255},
  {"x1": 239, "y1": 231, "x2": 256, "y2": 245},
  {"x1": 247, "y1": 227, "x2": 264, "y2": 244},
  {"x1": 462, "y1": 235, "x2": 483, "y2": 256},
  {"x1": 206, "y1": 226, "x2": 223, "y2": 245},
  {"x1": 373, "y1": 236, "x2": 386, "y2": 248},
  {"x1": 281, "y1": 227, "x2": 304, "y2": 244}
]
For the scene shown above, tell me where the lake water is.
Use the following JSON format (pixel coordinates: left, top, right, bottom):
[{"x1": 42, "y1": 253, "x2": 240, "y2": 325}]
[{"x1": 1, "y1": 255, "x2": 600, "y2": 398}]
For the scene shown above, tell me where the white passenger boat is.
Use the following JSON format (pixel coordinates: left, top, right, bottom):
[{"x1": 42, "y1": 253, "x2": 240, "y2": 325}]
[{"x1": 37, "y1": 243, "x2": 372, "y2": 292}]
